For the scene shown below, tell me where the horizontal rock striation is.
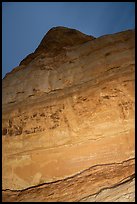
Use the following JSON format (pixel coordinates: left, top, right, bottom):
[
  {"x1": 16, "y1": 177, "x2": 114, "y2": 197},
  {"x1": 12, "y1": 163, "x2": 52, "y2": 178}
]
[
  {"x1": 2, "y1": 159, "x2": 135, "y2": 202},
  {"x1": 2, "y1": 27, "x2": 135, "y2": 202}
]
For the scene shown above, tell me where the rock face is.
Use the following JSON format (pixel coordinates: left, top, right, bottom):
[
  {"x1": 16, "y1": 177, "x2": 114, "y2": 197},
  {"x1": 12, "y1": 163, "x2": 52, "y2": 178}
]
[
  {"x1": 20, "y1": 26, "x2": 94, "y2": 66},
  {"x1": 2, "y1": 27, "x2": 135, "y2": 202}
]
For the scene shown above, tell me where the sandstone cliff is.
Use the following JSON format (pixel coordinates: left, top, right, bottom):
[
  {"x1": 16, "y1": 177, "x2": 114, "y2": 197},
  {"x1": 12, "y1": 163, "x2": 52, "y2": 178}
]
[{"x1": 2, "y1": 26, "x2": 135, "y2": 202}]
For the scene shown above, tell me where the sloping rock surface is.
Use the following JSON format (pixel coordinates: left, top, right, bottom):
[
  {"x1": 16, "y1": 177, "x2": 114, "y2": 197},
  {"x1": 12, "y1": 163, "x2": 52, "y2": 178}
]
[{"x1": 2, "y1": 27, "x2": 135, "y2": 202}]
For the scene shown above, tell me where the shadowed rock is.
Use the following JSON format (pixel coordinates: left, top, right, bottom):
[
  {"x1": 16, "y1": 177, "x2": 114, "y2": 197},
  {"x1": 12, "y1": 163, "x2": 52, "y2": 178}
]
[{"x1": 19, "y1": 26, "x2": 95, "y2": 66}]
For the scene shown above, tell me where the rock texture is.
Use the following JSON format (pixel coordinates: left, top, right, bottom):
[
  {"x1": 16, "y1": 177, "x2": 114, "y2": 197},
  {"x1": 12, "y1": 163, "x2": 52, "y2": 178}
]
[{"x1": 2, "y1": 26, "x2": 135, "y2": 202}]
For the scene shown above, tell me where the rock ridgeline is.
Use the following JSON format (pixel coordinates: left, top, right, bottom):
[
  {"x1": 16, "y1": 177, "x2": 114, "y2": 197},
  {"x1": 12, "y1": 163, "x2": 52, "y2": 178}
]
[
  {"x1": 19, "y1": 26, "x2": 94, "y2": 66},
  {"x1": 2, "y1": 26, "x2": 135, "y2": 202}
]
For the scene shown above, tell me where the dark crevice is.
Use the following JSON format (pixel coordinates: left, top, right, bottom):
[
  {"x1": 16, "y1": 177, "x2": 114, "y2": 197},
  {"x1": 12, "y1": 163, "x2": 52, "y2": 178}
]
[
  {"x1": 2, "y1": 157, "x2": 134, "y2": 193},
  {"x1": 105, "y1": 66, "x2": 120, "y2": 72},
  {"x1": 8, "y1": 101, "x2": 16, "y2": 104}
]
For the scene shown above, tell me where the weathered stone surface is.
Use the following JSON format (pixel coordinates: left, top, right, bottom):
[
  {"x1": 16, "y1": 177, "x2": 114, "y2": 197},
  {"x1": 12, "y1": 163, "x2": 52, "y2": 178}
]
[
  {"x1": 19, "y1": 26, "x2": 94, "y2": 66},
  {"x1": 80, "y1": 177, "x2": 135, "y2": 202},
  {"x1": 2, "y1": 27, "x2": 135, "y2": 202}
]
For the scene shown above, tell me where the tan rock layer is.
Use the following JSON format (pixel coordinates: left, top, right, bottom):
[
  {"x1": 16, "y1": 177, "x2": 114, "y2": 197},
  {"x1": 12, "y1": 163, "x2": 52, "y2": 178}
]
[
  {"x1": 80, "y1": 178, "x2": 135, "y2": 202},
  {"x1": 2, "y1": 27, "x2": 135, "y2": 202},
  {"x1": 2, "y1": 158, "x2": 134, "y2": 202}
]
